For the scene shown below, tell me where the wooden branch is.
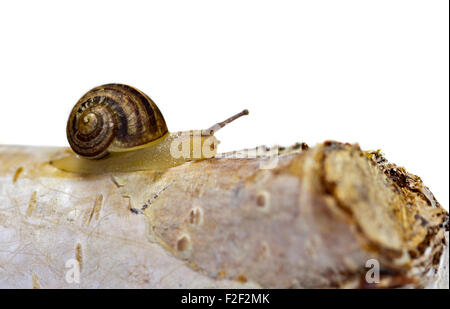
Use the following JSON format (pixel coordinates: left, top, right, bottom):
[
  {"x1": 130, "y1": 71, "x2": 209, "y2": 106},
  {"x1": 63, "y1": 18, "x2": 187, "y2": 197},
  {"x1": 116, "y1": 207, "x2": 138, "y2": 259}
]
[{"x1": 0, "y1": 142, "x2": 448, "y2": 288}]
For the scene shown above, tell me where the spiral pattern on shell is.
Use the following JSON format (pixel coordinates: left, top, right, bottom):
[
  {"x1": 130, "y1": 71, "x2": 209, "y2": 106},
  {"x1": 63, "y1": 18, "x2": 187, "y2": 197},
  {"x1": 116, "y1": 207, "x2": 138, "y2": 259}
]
[{"x1": 67, "y1": 84, "x2": 168, "y2": 159}]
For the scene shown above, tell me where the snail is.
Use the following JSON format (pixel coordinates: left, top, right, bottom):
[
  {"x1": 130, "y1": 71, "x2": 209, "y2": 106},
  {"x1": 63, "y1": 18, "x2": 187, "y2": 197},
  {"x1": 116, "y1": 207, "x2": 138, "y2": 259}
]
[{"x1": 51, "y1": 83, "x2": 248, "y2": 173}]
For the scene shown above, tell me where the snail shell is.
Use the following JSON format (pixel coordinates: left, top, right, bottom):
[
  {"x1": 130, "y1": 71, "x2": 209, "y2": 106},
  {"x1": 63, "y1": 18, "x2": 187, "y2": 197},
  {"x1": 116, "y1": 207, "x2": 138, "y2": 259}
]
[{"x1": 67, "y1": 84, "x2": 168, "y2": 159}]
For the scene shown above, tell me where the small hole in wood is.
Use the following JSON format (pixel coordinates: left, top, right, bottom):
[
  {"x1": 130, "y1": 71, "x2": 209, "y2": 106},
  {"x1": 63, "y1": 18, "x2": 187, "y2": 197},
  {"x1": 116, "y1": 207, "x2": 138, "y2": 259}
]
[
  {"x1": 177, "y1": 235, "x2": 191, "y2": 252},
  {"x1": 256, "y1": 191, "x2": 270, "y2": 209},
  {"x1": 189, "y1": 207, "x2": 203, "y2": 225}
]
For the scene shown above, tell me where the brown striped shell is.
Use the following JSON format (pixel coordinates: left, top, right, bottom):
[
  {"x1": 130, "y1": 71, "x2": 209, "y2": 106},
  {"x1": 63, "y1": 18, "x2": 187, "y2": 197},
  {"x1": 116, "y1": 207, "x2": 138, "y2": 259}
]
[{"x1": 67, "y1": 84, "x2": 168, "y2": 159}]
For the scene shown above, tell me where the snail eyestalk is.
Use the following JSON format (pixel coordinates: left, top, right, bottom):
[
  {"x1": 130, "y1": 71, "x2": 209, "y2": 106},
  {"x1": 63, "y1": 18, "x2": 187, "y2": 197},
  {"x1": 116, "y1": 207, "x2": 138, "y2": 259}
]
[{"x1": 203, "y1": 109, "x2": 249, "y2": 136}]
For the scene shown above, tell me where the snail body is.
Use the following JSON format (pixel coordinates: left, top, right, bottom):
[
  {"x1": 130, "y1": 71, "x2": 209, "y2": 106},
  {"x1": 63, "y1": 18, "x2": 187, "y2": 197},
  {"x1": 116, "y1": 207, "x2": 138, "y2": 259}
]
[{"x1": 51, "y1": 84, "x2": 248, "y2": 173}]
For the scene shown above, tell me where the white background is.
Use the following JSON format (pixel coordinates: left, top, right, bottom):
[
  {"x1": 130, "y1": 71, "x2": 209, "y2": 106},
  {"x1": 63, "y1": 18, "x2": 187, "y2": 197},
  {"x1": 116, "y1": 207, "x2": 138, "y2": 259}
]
[{"x1": 0, "y1": 1, "x2": 448, "y2": 209}]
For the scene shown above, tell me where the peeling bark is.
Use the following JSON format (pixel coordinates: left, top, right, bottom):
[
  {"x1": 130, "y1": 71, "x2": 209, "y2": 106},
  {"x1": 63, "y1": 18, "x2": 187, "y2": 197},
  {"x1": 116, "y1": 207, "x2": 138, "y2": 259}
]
[{"x1": 0, "y1": 142, "x2": 448, "y2": 288}]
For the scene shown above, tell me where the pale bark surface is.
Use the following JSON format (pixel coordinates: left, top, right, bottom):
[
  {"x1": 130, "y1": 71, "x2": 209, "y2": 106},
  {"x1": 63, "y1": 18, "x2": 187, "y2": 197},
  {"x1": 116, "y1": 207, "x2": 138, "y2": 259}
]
[{"x1": 0, "y1": 142, "x2": 448, "y2": 288}]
